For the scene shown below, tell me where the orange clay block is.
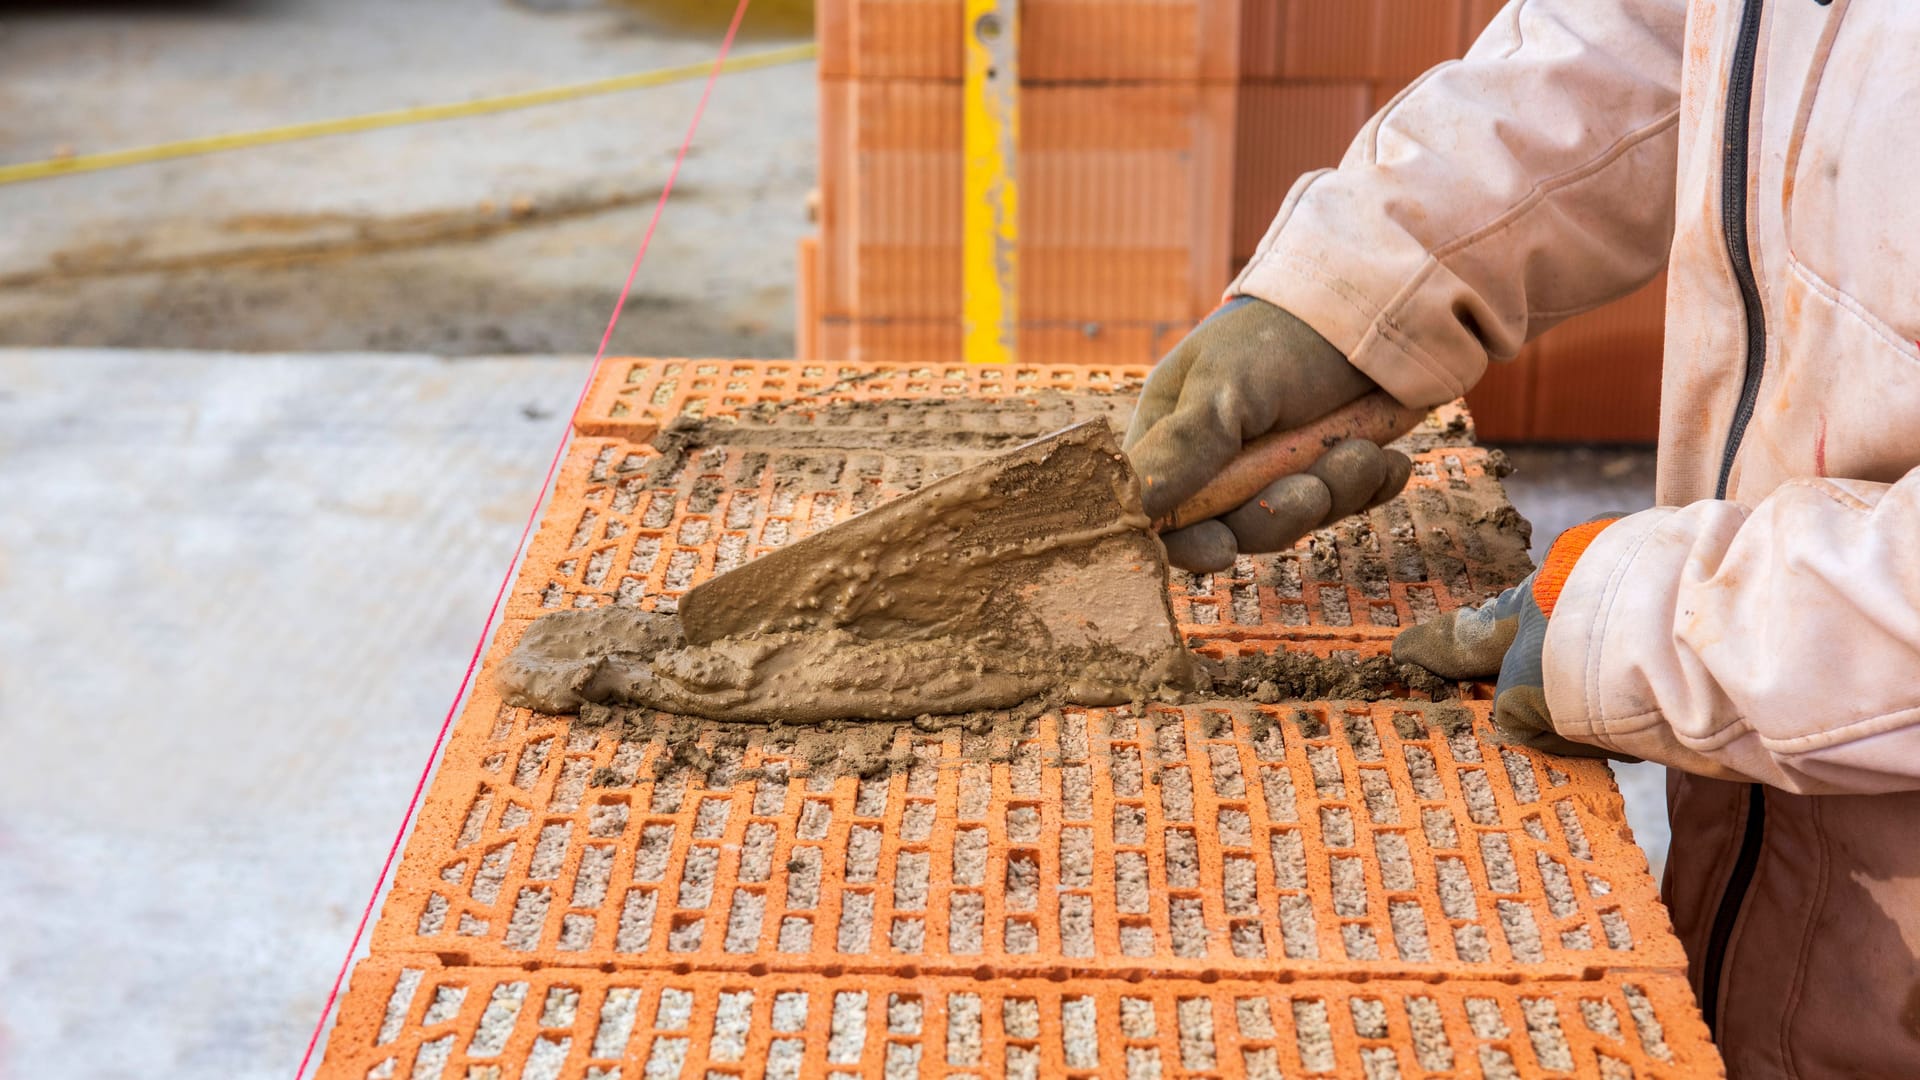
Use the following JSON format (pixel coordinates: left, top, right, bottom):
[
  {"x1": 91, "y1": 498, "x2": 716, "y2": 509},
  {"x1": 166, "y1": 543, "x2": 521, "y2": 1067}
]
[
  {"x1": 572, "y1": 358, "x2": 1157, "y2": 441},
  {"x1": 1517, "y1": 274, "x2": 1669, "y2": 445},
  {"x1": 794, "y1": 236, "x2": 821, "y2": 364},
  {"x1": 1273, "y1": 0, "x2": 1480, "y2": 83},
  {"x1": 374, "y1": 692, "x2": 1681, "y2": 979},
  {"x1": 808, "y1": 317, "x2": 1199, "y2": 370},
  {"x1": 815, "y1": 0, "x2": 1491, "y2": 83},
  {"x1": 323, "y1": 960, "x2": 1718, "y2": 1079},
  {"x1": 540, "y1": 362, "x2": 1523, "y2": 639},
  {"x1": 817, "y1": 0, "x2": 1244, "y2": 82},
  {"x1": 1230, "y1": 81, "x2": 1378, "y2": 265},
  {"x1": 815, "y1": 80, "x2": 1235, "y2": 325},
  {"x1": 1463, "y1": 275, "x2": 1668, "y2": 444},
  {"x1": 317, "y1": 360, "x2": 1719, "y2": 1078}
]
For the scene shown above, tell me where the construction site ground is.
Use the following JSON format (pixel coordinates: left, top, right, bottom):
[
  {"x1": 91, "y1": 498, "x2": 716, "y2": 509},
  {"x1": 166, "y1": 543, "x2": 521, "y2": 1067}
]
[{"x1": 0, "y1": 0, "x2": 814, "y2": 358}]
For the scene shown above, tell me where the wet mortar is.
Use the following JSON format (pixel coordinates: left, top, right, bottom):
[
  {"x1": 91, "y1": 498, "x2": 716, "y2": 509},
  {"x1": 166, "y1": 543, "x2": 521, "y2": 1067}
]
[
  {"x1": 506, "y1": 392, "x2": 1528, "y2": 755},
  {"x1": 503, "y1": 417, "x2": 1203, "y2": 722},
  {"x1": 509, "y1": 621, "x2": 1491, "y2": 790}
]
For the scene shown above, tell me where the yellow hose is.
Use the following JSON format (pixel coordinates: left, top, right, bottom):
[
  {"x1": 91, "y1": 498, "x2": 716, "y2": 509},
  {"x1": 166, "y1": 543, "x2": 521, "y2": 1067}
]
[{"x1": 0, "y1": 42, "x2": 816, "y2": 187}]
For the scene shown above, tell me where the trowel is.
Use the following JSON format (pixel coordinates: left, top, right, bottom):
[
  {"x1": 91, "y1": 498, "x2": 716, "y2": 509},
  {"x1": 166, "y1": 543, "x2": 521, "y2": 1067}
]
[
  {"x1": 674, "y1": 390, "x2": 1425, "y2": 690},
  {"x1": 501, "y1": 390, "x2": 1423, "y2": 720}
]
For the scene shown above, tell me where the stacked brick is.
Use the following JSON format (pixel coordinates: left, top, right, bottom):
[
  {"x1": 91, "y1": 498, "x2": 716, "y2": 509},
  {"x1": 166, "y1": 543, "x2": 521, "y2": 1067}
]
[
  {"x1": 317, "y1": 359, "x2": 1721, "y2": 1078},
  {"x1": 803, "y1": 0, "x2": 1667, "y2": 440},
  {"x1": 807, "y1": 0, "x2": 1242, "y2": 367},
  {"x1": 1235, "y1": 0, "x2": 1669, "y2": 442}
]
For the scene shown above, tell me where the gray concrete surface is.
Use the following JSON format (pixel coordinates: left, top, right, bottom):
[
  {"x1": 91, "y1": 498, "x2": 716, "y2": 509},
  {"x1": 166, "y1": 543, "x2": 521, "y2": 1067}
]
[
  {"x1": 0, "y1": 0, "x2": 816, "y2": 358},
  {"x1": 0, "y1": 351, "x2": 590, "y2": 1079}
]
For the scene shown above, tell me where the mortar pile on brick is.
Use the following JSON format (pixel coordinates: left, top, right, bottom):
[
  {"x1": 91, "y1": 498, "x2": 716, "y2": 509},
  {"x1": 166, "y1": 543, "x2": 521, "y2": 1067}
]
[
  {"x1": 545, "y1": 361, "x2": 1531, "y2": 640},
  {"x1": 318, "y1": 360, "x2": 1721, "y2": 1079}
]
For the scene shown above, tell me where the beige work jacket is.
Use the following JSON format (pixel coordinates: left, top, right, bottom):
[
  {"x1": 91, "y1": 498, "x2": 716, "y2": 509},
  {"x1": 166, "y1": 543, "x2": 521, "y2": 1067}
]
[{"x1": 1232, "y1": 0, "x2": 1920, "y2": 1074}]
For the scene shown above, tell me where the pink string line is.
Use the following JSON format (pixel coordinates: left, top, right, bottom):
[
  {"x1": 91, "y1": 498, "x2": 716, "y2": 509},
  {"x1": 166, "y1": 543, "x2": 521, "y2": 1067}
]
[{"x1": 294, "y1": 3, "x2": 756, "y2": 1073}]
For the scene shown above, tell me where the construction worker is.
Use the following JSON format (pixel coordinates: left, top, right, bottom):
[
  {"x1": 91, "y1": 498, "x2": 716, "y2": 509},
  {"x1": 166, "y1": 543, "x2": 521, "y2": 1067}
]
[{"x1": 1123, "y1": 1, "x2": 1920, "y2": 1075}]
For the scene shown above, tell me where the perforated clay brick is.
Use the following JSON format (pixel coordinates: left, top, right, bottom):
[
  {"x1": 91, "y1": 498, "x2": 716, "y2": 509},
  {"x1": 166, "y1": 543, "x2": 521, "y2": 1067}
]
[
  {"x1": 532, "y1": 360, "x2": 1530, "y2": 640},
  {"x1": 376, "y1": 692, "x2": 1681, "y2": 984},
  {"x1": 319, "y1": 359, "x2": 1719, "y2": 1079},
  {"x1": 328, "y1": 959, "x2": 1717, "y2": 1080}
]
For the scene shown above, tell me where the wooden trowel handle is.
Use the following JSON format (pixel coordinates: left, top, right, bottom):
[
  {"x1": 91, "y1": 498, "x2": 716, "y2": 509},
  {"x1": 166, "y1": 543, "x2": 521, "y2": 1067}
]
[{"x1": 1155, "y1": 390, "x2": 1427, "y2": 531}]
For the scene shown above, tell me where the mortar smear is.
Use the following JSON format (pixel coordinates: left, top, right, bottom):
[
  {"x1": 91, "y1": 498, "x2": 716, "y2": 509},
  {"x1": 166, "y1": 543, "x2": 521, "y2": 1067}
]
[
  {"x1": 1202, "y1": 650, "x2": 1455, "y2": 703},
  {"x1": 500, "y1": 421, "x2": 1203, "y2": 722}
]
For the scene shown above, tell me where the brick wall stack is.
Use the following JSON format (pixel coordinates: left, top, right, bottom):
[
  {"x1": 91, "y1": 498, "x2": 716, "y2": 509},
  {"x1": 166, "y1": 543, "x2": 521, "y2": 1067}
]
[
  {"x1": 801, "y1": 0, "x2": 1667, "y2": 441},
  {"x1": 806, "y1": 0, "x2": 1242, "y2": 367}
]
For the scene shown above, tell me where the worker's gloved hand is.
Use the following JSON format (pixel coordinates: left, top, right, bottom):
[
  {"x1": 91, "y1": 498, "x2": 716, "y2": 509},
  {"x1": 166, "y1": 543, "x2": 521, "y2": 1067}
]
[
  {"x1": 1123, "y1": 296, "x2": 1413, "y2": 573},
  {"x1": 1393, "y1": 516, "x2": 1635, "y2": 759}
]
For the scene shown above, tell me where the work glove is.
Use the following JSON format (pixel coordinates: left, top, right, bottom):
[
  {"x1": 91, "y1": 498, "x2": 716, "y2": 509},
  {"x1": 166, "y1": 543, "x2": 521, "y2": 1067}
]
[
  {"x1": 1123, "y1": 296, "x2": 1413, "y2": 573},
  {"x1": 1393, "y1": 516, "x2": 1633, "y2": 759}
]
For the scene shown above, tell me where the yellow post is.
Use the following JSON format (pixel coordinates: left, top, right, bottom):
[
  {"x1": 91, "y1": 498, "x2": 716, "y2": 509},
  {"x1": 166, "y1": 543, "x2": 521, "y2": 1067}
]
[{"x1": 962, "y1": 0, "x2": 1018, "y2": 364}]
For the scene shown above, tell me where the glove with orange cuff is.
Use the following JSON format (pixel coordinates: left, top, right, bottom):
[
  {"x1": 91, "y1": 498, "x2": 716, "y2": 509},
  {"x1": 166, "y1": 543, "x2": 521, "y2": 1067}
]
[{"x1": 1392, "y1": 516, "x2": 1631, "y2": 758}]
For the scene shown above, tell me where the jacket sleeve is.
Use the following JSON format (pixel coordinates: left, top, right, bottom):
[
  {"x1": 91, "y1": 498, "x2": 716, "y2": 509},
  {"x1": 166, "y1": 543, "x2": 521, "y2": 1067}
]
[
  {"x1": 1542, "y1": 473, "x2": 1920, "y2": 795},
  {"x1": 1228, "y1": 0, "x2": 1686, "y2": 408}
]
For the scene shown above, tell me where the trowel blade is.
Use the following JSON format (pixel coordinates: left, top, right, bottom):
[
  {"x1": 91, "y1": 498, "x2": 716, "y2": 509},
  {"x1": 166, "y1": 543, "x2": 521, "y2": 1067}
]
[{"x1": 677, "y1": 420, "x2": 1188, "y2": 672}]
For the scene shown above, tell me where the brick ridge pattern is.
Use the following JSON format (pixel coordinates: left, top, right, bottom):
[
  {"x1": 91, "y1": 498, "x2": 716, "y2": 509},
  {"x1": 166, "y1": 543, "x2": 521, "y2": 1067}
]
[{"x1": 317, "y1": 359, "x2": 1723, "y2": 1079}]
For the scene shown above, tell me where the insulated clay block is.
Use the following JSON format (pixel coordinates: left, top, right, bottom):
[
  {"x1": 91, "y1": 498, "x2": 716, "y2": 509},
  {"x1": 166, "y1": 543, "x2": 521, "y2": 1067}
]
[
  {"x1": 1239, "y1": 0, "x2": 1286, "y2": 80},
  {"x1": 321, "y1": 961, "x2": 1722, "y2": 1080},
  {"x1": 1274, "y1": 0, "x2": 1378, "y2": 80},
  {"x1": 1464, "y1": 348, "x2": 1538, "y2": 442},
  {"x1": 1464, "y1": 0, "x2": 1516, "y2": 48},
  {"x1": 794, "y1": 235, "x2": 820, "y2": 363},
  {"x1": 1372, "y1": 0, "x2": 1478, "y2": 83},
  {"x1": 316, "y1": 361, "x2": 1717, "y2": 1078},
  {"x1": 1276, "y1": 0, "x2": 1476, "y2": 82},
  {"x1": 1524, "y1": 274, "x2": 1667, "y2": 444},
  {"x1": 817, "y1": 0, "x2": 1245, "y2": 81},
  {"x1": 1465, "y1": 274, "x2": 1667, "y2": 444},
  {"x1": 527, "y1": 367, "x2": 1520, "y2": 633},
  {"x1": 571, "y1": 357, "x2": 1156, "y2": 440},
  {"x1": 376, "y1": 689, "x2": 1685, "y2": 981},
  {"x1": 1023, "y1": 0, "x2": 1242, "y2": 82},
  {"x1": 1231, "y1": 81, "x2": 1376, "y2": 265},
  {"x1": 816, "y1": 79, "x2": 955, "y2": 320},
  {"x1": 813, "y1": 317, "x2": 1190, "y2": 368},
  {"x1": 818, "y1": 81, "x2": 1236, "y2": 324}
]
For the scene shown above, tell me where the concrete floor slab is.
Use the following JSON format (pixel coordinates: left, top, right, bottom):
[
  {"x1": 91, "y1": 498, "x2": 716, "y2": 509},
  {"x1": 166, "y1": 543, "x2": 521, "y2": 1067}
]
[{"x1": 0, "y1": 350, "x2": 589, "y2": 1078}]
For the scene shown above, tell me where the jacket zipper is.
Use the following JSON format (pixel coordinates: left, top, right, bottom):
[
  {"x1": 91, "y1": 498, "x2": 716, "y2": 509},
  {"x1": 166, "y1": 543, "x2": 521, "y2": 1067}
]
[
  {"x1": 1715, "y1": 0, "x2": 1769, "y2": 500},
  {"x1": 1700, "y1": 0, "x2": 1769, "y2": 1042},
  {"x1": 1701, "y1": 785, "x2": 1765, "y2": 1038}
]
